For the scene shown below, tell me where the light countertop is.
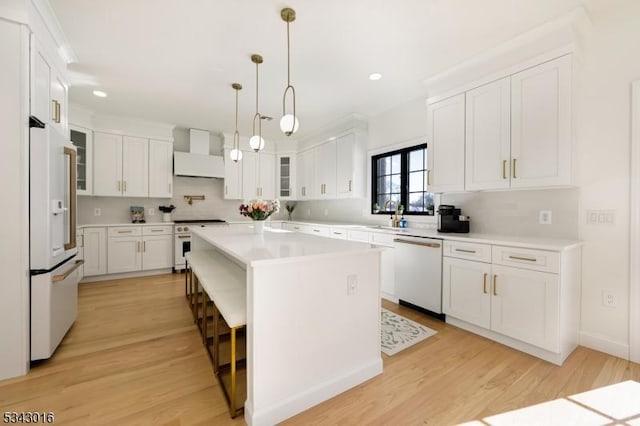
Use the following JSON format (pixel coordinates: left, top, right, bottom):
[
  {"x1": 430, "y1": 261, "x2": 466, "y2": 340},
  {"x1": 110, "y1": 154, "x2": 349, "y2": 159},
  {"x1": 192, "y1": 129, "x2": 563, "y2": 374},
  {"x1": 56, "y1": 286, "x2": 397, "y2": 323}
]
[
  {"x1": 283, "y1": 220, "x2": 582, "y2": 251},
  {"x1": 191, "y1": 226, "x2": 383, "y2": 267}
]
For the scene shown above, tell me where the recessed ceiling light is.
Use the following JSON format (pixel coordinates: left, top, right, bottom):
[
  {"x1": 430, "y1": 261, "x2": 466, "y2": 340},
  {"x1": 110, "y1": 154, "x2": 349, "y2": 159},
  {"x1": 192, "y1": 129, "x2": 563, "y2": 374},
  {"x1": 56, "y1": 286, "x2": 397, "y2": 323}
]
[
  {"x1": 369, "y1": 73, "x2": 382, "y2": 81},
  {"x1": 93, "y1": 90, "x2": 107, "y2": 98}
]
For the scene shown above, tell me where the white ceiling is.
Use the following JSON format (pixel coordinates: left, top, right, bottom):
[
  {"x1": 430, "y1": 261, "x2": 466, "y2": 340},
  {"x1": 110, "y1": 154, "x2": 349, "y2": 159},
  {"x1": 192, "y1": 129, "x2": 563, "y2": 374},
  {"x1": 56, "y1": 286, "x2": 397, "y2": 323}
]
[{"x1": 50, "y1": 0, "x2": 584, "y2": 141}]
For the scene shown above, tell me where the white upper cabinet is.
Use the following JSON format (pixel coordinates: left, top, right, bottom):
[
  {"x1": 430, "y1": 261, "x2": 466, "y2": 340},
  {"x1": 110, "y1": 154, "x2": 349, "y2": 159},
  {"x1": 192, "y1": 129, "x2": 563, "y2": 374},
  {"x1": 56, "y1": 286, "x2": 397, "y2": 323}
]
[
  {"x1": 510, "y1": 55, "x2": 572, "y2": 188},
  {"x1": 93, "y1": 132, "x2": 149, "y2": 197},
  {"x1": 336, "y1": 133, "x2": 364, "y2": 198},
  {"x1": 93, "y1": 132, "x2": 123, "y2": 196},
  {"x1": 224, "y1": 149, "x2": 243, "y2": 200},
  {"x1": 122, "y1": 136, "x2": 149, "y2": 197},
  {"x1": 148, "y1": 139, "x2": 173, "y2": 198},
  {"x1": 241, "y1": 151, "x2": 276, "y2": 200},
  {"x1": 31, "y1": 37, "x2": 68, "y2": 135},
  {"x1": 277, "y1": 153, "x2": 296, "y2": 200},
  {"x1": 70, "y1": 125, "x2": 93, "y2": 196},
  {"x1": 315, "y1": 140, "x2": 337, "y2": 198},
  {"x1": 427, "y1": 93, "x2": 466, "y2": 193},
  {"x1": 297, "y1": 149, "x2": 315, "y2": 199},
  {"x1": 465, "y1": 77, "x2": 511, "y2": 191}
]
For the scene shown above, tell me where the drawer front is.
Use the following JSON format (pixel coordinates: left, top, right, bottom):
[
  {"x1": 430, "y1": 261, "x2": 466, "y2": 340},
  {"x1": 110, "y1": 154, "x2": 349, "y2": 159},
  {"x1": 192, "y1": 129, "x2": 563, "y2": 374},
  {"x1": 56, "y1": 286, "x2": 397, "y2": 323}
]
[
  {"x1": 329, "y1": 228, "x2": 348, "y2": 240},
  {"x1": 369, "y1": 231, "x2": 395, "y2": 247},
  {"x1": 309, "y1": 226, "x2": 330, "y2": 237},
  {"x1": 142, "y1": 225, "x2": 173, "y2": 236},
  {"x1": 443, "y1": 241, "x2": 491, "y2": 263},
  {"x1": 492, "y1": 245, "x2": 559, "y2": 273},
  {"x1": 348, "y1": 229, "x2": 370, "y2": 243},
  {"x1": 108, "y1": 226, "x2": 142, "y2": 237}
]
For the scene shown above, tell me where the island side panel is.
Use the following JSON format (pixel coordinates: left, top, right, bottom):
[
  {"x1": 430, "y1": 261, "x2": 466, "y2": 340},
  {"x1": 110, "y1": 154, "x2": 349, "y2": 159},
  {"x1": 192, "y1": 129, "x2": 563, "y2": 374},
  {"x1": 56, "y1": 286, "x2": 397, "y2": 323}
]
[{"x1": 245, "y1": 251, "x2": 383, "y2": 426}]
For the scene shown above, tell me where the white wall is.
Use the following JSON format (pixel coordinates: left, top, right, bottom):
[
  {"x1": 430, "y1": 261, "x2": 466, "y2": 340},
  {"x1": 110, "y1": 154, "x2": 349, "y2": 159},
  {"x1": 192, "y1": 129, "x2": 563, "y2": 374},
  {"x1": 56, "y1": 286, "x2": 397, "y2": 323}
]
[
  {"x1": 0, "y1": 18, "x2": 30, "y2": 380},
  {"x1": 572, "y1": 0, "x2": 640, "y2": 357}
]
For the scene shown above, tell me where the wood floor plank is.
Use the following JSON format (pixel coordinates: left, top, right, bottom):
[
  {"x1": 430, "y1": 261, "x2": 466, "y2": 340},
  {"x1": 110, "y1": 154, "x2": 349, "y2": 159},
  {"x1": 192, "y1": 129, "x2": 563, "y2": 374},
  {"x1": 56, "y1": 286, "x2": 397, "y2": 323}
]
[{"x1": 0, "y1": 274, "x2": 638, "y2": 425}]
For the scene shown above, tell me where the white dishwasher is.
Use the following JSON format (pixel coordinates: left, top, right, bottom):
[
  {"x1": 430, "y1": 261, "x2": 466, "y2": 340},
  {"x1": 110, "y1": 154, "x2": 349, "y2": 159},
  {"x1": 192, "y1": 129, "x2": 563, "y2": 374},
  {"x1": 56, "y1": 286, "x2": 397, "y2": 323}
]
[{"x1": 393, "y1": 235, "x2": 444, "y2": 318}]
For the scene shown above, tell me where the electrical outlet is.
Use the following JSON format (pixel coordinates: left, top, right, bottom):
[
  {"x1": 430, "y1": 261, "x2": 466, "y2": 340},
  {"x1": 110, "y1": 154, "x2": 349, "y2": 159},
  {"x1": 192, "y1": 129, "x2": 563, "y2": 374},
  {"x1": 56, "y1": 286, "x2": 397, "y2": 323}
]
[
  {"x1": 539, "y1": 210, "x2": 552, "y2": 225},
  {"x1": 347, "y1": 274, "x2": 358, "y2": 295},
  {"x1": 587, "y1": 210, "x2": 616, "y2": 226},
  {"x1": 94, "y1": 208, "x2": 101, "y2": 217},
  {"x1": 148, "y1": 208, "x2": 155, "y2": 216},
  {"x1": 602, "y1": 289, "x2": 617, "y2": 308}
]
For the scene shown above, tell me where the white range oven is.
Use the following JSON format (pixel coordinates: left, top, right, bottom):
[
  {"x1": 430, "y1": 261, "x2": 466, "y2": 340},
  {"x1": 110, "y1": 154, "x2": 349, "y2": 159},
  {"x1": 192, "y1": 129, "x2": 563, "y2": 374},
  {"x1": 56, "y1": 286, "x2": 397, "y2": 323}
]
[{"x1": 173, "y1": 220, "x2": 228, "y2": 271}]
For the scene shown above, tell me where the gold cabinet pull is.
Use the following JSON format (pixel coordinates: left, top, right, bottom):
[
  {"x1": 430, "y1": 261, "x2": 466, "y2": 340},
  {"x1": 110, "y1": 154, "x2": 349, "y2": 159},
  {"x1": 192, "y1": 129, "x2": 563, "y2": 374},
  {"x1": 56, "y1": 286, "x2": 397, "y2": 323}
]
[
  {"x1": 225, "y1": 185, "x2": 228, "y2": 195},
  {"x1": 168, "y1": 183, "x2": 172, "y2": 194},
  {"x1": 124, "y1": 181, "x2": 127, "y2": 192},
  {"x1": 51, "y1": 100, "x2": 61, "y2": 123},
  {"x1": 512, "y1": 158, "x2": 517, "y2": 179},
  {"x1": 137, "y1": 241, "x2": 140, "y2": 252},
  {"x1": 493, "y1": 275, "x2": 498, "y2": 296},
  {"x1": 508, "y1": 255, "x2": 536, "y2": 262},
  {"x1": 483, "y1": 273, "x2": 488, "y2": 294},
  {"x1": 117, "y1": 230, "x2": 133, "y2": 234},
  {"x1": 348, "y1": 180, "x2": 352, "y2": 192},
  {"x1": 502, "y1": 160, "x2": 507, "y2": 179},
  {"x1": 143, "y1": 241, "x2": 146, "y2": 252},
  {"x1": 427, "y1": 170, "x2": 431, "y2": 186},
  {"x1": 117, "y1": 180, "x2": 121, "y2": 192}
]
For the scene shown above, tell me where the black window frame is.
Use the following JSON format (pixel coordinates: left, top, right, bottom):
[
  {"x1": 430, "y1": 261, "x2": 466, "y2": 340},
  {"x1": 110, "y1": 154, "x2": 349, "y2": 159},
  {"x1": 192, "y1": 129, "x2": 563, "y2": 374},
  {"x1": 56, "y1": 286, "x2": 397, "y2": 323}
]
[{"x1": 371, "y1": 143, "x2": 434, "y2": 216}]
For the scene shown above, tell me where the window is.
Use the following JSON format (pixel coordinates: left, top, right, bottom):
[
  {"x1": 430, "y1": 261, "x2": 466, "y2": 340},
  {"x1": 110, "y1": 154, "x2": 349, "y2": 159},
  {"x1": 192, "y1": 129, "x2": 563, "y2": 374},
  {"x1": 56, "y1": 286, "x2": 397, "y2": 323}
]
[{"x1": 371, "y1": 143, "x2": 434, "y2": 215}]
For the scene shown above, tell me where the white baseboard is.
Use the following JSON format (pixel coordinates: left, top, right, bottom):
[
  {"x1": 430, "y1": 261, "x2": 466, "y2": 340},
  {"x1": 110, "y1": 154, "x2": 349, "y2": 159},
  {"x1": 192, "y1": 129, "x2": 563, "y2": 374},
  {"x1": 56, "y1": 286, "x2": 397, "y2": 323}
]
[
  {"x1": 579, "y1": 331, "x2": 629, "y2": 360},
  {"x1": 80, "y1": 268, "x2": 173, "y2": 283},
  {"x1": 246, "y1": 358, "x2": 383, "y2": 426},
  {"x1": 381, "y1": 292, "x2": 398, "y2": 303}
]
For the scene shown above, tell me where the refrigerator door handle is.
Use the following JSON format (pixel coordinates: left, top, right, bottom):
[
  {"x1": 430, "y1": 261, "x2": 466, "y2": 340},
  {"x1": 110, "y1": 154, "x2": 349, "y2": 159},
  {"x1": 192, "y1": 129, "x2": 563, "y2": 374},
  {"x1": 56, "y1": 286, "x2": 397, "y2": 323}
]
[
  {"x1": 52, "y1": 259, "x2": 84, "y2": 282},
  {"x1": 63, "y1": 146, "x2": 77, "y2": 250}
]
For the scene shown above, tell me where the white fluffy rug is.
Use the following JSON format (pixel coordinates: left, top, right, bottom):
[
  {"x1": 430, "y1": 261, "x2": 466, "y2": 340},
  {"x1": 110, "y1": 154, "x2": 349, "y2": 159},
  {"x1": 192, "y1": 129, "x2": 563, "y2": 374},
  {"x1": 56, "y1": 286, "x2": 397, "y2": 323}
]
[{"x1": 381, "y1": 308, "x2": 437, "y2": 356}]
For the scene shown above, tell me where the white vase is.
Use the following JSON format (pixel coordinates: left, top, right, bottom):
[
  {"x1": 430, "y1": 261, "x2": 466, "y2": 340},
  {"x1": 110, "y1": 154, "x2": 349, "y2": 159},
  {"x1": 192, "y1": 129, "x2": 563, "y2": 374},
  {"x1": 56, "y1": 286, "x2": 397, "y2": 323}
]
[
  {"x1": 253, "y1": 220, "x2": 265, "y2": 234},
  {"x1": 162, "y1": 213, "x2": 171, "y2": 222}
]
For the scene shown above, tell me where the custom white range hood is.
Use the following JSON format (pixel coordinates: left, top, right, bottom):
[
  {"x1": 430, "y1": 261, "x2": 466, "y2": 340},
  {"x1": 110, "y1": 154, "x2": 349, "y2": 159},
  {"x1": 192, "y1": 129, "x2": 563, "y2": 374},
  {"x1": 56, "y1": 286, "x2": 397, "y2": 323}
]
[{"x1": 174, "y1": 129, "x2": 224, "y2": 178}]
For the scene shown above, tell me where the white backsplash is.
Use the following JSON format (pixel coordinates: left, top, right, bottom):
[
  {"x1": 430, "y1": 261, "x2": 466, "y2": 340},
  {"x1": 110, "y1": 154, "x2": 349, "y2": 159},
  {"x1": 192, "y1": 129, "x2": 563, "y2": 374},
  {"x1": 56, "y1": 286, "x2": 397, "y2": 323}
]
[
  {"x1": 295, "y1": 188, "x2": 578, "y2": 239},
  {"x1": 77, "y1": 176, "x2": 287, "y2": 225},
  {"x1": 441, "y1": 188, "x2": 579, "y2": 239}
]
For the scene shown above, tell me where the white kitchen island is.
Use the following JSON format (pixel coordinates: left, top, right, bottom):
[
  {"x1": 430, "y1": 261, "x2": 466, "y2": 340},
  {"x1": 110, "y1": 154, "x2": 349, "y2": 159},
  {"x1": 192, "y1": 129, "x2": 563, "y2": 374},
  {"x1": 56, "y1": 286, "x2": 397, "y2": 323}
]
[{"x1": 191, "y1": 226, "x2": 383, "y2": 426}]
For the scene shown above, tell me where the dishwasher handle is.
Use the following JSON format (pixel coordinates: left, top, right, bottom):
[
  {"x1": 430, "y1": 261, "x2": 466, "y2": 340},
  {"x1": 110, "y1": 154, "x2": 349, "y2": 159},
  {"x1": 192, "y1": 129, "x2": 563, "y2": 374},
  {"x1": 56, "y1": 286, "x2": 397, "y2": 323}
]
[{"x1": 393, "y1": 238, "x2": 441, "y2": 248}]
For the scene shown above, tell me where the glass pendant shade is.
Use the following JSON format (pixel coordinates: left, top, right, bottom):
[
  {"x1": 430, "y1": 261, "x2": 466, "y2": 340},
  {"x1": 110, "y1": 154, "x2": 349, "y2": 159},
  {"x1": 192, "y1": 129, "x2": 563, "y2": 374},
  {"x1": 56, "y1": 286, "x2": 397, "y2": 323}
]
[
  {"x1": 229, "y1": 148, "x2": 243, "y2": 162},
  {"x1": 279, "y1": 114, "x2": 299, "y2": 136},
  {"x1": 249, "y1": 135, "x2": 265, "y2": 151}
]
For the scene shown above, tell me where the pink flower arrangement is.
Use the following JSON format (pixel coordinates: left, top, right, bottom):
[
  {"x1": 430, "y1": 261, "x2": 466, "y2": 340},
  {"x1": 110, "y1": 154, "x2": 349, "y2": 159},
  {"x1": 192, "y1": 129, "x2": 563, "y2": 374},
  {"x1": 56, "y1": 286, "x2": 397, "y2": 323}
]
[{"x1": 239, "y1": 199, "x2": 280, "y2": 221}]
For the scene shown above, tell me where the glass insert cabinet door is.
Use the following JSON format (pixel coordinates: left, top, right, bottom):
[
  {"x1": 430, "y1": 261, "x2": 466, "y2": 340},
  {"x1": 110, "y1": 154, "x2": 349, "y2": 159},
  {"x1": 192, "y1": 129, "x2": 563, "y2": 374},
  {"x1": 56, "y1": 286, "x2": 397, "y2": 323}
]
[
  {"x1": 69, "y1": 125, "x2": 93, "y2": 195},
  {"x1": 278, "y1": 154, "x2": 296, "y2": 199}
]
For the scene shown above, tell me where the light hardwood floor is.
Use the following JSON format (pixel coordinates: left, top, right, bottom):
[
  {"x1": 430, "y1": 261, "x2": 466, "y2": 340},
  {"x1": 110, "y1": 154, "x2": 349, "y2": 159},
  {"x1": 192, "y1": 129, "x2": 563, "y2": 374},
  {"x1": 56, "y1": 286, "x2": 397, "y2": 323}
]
[{"x1": 0, "y1": 273, "x2": 638, "y2": 425}]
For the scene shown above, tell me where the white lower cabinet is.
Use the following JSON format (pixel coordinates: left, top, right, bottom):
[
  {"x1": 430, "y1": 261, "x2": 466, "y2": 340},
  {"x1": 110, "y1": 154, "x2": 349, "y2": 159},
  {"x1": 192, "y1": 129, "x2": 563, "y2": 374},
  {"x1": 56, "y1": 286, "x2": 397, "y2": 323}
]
[
  {"x1": 443, "y1": 240, "x2": 578, "y2": 365},
  {"x1": 107, "y1": 226, "x2": 141, "y2": 274},
  {"x1": 442, "y1": 257, "x2": 491, "y2": 329},
  {"x1": 141, "y1": 225, "x2": 173, "y2": 270},
  {"x1": 82, "y1": 227, "x2": 107, "y2": 277},
  {"x1": 107, "y1": 225, "x2": 172, "y2": 274},
  {"x1": 490, "y1": 264, "x2": 559, "y2": 352}
]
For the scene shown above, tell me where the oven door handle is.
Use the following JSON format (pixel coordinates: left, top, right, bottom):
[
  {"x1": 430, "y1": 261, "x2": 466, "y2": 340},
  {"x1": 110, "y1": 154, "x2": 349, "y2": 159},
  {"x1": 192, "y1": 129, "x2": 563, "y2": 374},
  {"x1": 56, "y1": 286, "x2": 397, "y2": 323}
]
[{"x1": 177, "y1": 235, "x2": 190, "y2": 239}]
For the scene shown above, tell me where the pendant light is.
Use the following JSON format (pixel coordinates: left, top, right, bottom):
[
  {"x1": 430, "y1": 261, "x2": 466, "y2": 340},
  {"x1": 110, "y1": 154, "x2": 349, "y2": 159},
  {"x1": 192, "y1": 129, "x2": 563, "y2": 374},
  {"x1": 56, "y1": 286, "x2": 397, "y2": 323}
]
[
  {"x1": 280, "y1": 7, "x2": 299, "y2": 136},
  {"x1": 249, "y1": 54, "x2": 265, "y2": 152},
  {"x1": 229, "y1": 83, "x2": 243, "y2": 162}
]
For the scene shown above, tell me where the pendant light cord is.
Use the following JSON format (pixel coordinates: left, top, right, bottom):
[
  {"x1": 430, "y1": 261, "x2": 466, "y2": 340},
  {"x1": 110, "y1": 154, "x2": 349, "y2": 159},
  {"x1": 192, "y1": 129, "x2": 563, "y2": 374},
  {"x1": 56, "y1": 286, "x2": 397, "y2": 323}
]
[{"x1": 286, "y1": 20, "x2": 291, "y2": 86}]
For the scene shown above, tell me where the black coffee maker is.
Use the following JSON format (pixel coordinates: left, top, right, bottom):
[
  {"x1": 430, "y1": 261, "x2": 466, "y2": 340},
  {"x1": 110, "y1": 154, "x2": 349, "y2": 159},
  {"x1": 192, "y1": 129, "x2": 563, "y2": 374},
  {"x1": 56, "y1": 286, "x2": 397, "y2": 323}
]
[{"x1": 438, "y1": 205, "x2": 470, "y2": 233}]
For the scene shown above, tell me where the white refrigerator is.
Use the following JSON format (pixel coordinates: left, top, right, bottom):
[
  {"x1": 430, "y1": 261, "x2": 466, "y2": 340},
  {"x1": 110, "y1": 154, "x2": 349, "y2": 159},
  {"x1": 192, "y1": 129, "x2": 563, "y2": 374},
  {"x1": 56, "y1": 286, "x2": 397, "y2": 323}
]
[{"x1": 29, "y1": 119, "x2": 82, "y2": 361}]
